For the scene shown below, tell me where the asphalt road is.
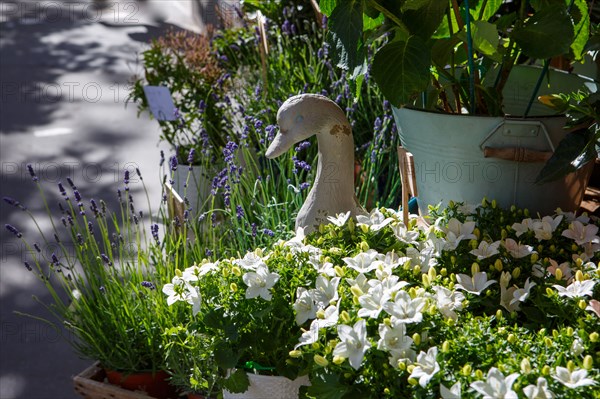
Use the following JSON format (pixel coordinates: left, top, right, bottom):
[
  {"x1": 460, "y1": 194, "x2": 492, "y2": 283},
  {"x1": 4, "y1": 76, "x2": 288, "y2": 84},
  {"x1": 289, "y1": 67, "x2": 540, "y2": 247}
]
[{"x1": 0, "y1": 1, "x2": 226, "y2": 397}]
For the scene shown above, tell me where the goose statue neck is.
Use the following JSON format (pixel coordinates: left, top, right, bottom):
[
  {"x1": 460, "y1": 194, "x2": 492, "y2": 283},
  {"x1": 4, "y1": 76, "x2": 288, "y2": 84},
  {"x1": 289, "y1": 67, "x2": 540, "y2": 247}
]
[{"x1": 265, "y1": 94, "x2": 366, "y2": 233}]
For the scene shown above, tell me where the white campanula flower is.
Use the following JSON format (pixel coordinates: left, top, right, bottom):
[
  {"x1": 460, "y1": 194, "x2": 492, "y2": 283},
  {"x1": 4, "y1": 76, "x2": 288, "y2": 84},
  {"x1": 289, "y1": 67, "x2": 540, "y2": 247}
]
[
  {"x1": 470, "y1": 240, "x2": 501, "y2": 260},
  {"x1": 523, "y1": 377, "x2": 554, "y2": 399},
  {"x1": 405, "y1": 246, "x2": 438, "y2": 273},
  {"x1": 391, "y1": 222, "x2": 420, "y2": 245},
  {"x1": 295, "y1": 319, "x2": 319, "y2": 349},
  {"x1": 382, "y1": 290, "x2": 426, "y2": 324},
  {"x1": 356, "y1": 208, "x2": 394, "y2": 231},
  {"x1": 183, "y1": 262, "x2": 219, "y2": 281},
  {"x1": 571, "y1": 338, "x2": 584, "y2": 356},
  {"x1": 310, "y1": 259, "x2": 336, "y2": 277},
  {"x1": 532, "y1": 215, "x2": 563, "y2": 241},
  {"x1": 470, "y1": 367, "x2": 519, "y2": 399},
  {"x1": 236, "y1": 251, "x2": 266, "y2": 270},
  {"x1": 293, "y1": 287, "x2": 318, "y2": 325},
  {"x1": 358, "y1": 283, "x2": 391, "y2": 319},
  {"x1": 410, "y1": 346, "x2": 440, "y2": 388},
  {"x1": 562, "y1": 220, "x2": 600, "y2": 246},
  {"x1": 374, "y1": 275, "x2": 409, "y2": 298},
  {"x1": 503, "y1": 238, "x2": 535, "y2": 259},
  {"x1": 547, "y1": 259, "x2": 572, "y2": 282},
  {"x1": 313, "y1": 276, "x2": 340, "y2": 307},
  {"x1": 242, "y1": 264, "x2": 279, "y2": 300},
  {"x1": 510, "y1": 278, "x2": 536, "y2": 306},
  {"x1": 377, "y1": 321, "x2": 414, "y2": 365},
  {"x1": 512, "y1": 218, "x2": 534, "y2": 237},
  {"x1": 333, "y1": 319, "x2": 371, "y2": 370},
  {"x1": 346, "y1": 273, "x2": 369, "y2": 295},
  {"x1": 586, "y1": 299, "x2": 600, "y2": 317},
  {"x1": 440, "y1": 382, "x2": 461, "y2": 399},
  {"x1": 523, "y1": 381, "x2": 554, "y2": 399},
  {"x1": 314, "y1": 303, "x2": 340, "y2": 329},
  {"x1": 500, "y1": 272, "x2": 519, "y2": 312},
  {"x1": 432, "y1": 285, "x2": 465, "y2": 321},
  {"x1": 187, "y1": 286, "x2": 202, "y2": 316},
  {"x1": 163, "y1": 276, "x2": 190, "y2": 306},
  {"x1": 326, "y1": 211, "x2": 351, "y2": 227},
  {"x1": 531, "y1": 263, "x2": 546, "y2": 278},
  {"x1": 553, "y1": 279, "x2": 596, "y2": 298},
  {"x1": 553, "y1": 366, "x2": 598, "y2": 388},
  {"x1": 458, "y1": 202, "x2": 479, "y2": 215},
  {"x1": 442, "y1": 218, "x2": 477, "y2": 250},
  {"x1": 343, "y1": 249, "x2": 381, "y2": 273},
  {"x1": 556, "y1": 210, "x2": 590, "y2": 224},
  {"x1": 455, "y1": 272, "x2": 496, "y2": 295}
]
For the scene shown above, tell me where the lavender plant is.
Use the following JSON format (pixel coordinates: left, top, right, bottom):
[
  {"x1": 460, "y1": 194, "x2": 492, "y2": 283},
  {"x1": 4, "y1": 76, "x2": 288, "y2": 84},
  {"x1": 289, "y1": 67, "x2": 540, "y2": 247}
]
[{"x1": 4, "y1": 166, "x2": 183, "y2": 373}]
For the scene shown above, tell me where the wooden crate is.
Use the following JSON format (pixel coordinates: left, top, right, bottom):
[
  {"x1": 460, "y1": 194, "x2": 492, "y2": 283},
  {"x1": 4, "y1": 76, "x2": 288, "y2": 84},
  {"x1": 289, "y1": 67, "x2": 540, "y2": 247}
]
[{"x1": 73, "y1": 362, "x2": 157, "y2": 399}]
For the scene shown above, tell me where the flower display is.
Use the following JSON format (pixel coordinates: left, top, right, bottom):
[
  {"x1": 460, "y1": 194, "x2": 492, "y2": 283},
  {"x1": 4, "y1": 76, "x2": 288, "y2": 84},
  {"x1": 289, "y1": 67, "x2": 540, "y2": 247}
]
[{"x1": 162, "y1": 200, "x2": 599, "y2": 398}]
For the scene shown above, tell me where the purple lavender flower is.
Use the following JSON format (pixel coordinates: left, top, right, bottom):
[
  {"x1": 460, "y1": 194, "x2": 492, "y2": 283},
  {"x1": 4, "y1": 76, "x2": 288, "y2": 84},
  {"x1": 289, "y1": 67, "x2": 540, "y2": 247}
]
[
  {"x1": 99, "y1": 286, "x2": 106, "y2": 294},
  {"x1": 57, "y1": 183, "x2": 67, "y2": 197},
  {"x1": 251, "y1": 223, "x2": 257, "y2": 237},
  {"x1": 5, "y1": 224, "x2": 21, "y2": 238},
  {"x1": 87, "y1": 221, "x2": 94, "y2": 235},
  {"x1": 160, "y1": 150, "x2": 165, "y2": 167},
  {"x1": 263, "y1": 228, "x2": 274, "y2": 237},
  {"x1": 205, "y1": 248, "x2": 213, "y2": 257},
  {"x1": 101, "y1": 253, "x2": 112, "y2": 266},
  {"x1": 282, "y1": 19, "x2": 291, "y2": 35},
  {"x1": 132, "y1": 214, "x2": 139, "y2": 225},
  {"x1": 321, "y1": 14, "x2": 328, "y2": 29},
  {"x1": 136, "y1": 168, "x2": 142, "y2": 180},
  {"x1": 295, "y1": 141, "x2": 311, "y2": 152},
  {"x1": 67, "y1": 215, "x2": 74, "y2": 226},
  {"x1": 61, "y1": 217, "x2": 67, "y2": 227},
  {"x1": 26, "y1": 164, "x2": 38, "y2": 182},
  {"x1": 198, "y1": 100, "x2": 206, "y2": 113},
  {"x1": 187, "y1": 148, "x2": 196, "y2": 166},
  {"x1": 117, "y1": 189, "x2": 122, "y2": 203},
  {"x1": 141, "y1": 281, "x2": 156, "y2": 290},
  {"x1": 34, "y1": 243, "x2": 41, "y2": 252},
  {"x1": 51, "y1": 253, "x2": 59, "y2": 265},
  {"x1": 151, "y1": 223, "x2": 159, "y2": 242},
  {"x1": 3, "y1": 196, "x2": 26, "y2": 211},
  {"x1": 24, "y1": 261, "x2": 32, "y2": 271},
  {"x1": 76, "y1": 234, "x2": 84, "y2": 245},
  {"x1": 54, "y1": 233, "x2": 60, "y2": 243},
  {"x1": 74, "y1": 190, "x2": 82, "y2": 202},
  {"x1": 124, "y1": 170, "x2": 130, "y2": 185},
  {"x1": 170, "y1": 156, "x2": 178, "y2": 172},
  {"x1": 265, "y1": 125, "x2": 277, "y2": 141},
  {"x1": 300, "y1": 182, "x2": 310, "y2": 191},
  {"x1": 66, "y1": 177, "x2": 77, "y2": 190},
  {"x1": 236, "y1": 205, "x2": 244, "y2": 220}
]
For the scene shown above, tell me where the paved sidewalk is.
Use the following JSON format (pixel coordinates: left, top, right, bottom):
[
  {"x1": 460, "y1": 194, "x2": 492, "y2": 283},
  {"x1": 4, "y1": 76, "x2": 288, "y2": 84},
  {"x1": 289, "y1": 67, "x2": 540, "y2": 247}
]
[{"x1": 0, "y1": 1, "x2": 217, "y2": 397}]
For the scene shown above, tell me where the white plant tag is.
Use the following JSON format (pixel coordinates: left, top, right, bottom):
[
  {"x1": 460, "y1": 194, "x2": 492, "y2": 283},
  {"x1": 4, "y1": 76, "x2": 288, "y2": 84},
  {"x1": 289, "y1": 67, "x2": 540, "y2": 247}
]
[{"x1": 142, "y1": 86, "x2": 176, "y2": 121}]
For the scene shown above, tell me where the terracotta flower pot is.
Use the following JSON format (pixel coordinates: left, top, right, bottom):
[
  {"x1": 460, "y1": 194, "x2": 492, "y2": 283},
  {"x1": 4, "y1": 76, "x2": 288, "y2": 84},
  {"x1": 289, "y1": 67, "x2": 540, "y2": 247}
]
[{"x1": 105, "y1": 368, "x2": 178, "y2": 399}]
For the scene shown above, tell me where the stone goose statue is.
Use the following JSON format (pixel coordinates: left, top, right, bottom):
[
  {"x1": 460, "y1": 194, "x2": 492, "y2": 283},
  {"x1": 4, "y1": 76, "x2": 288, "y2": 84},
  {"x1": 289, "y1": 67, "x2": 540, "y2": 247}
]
[{"x1": 266, "y1": 94, "x2": 367, "y2": 233}]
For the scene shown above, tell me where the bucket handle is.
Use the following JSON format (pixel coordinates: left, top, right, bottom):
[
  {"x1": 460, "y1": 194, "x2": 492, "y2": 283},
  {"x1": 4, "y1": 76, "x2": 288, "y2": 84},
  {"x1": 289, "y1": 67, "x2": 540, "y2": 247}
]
[
  {"x1": 479, "y1": 119, "x2": 555, "y2": 163},
  {"x1": 483, "y1": 147, "x2": 553, "y2": 162}
]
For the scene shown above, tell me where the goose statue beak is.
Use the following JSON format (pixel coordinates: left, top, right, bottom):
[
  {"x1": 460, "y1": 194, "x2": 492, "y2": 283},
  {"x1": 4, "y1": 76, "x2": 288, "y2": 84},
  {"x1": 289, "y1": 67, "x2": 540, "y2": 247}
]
[{"x1": 265, "y1": 129, "x2": 295, "y2": 159}]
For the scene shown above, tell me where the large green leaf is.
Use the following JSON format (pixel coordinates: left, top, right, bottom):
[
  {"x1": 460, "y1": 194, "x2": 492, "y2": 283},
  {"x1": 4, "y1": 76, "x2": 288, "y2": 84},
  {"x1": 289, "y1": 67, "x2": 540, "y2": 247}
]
[
  {"x1": 456, "y1": 21, "x2": 501, "y2": 61},
  {"x1": 328, "y1": 1, "x2": 365, "y2": 71},
  {"x1": 472, "y1": 0, "x2": 502, "y2": 21},
  {"x1": 221, "y1": 369, "x2": 250, "y2": 393},
  {"x1": 570, "y1": 0, "x2": 590, "y2": 61},
  {"x1": 401, "y1": 0, "x2": 433, "y2": 11},
  {"x1": 372, "y1": 36, "x2": 432, "y2": 106},
  {"x1": 402, "y1": 0, "x2": 448, "y2": 39},
  {"x1": 305, "y1": 372, "x2": 349, "y2": 399},
  {"x1": 319, "y1": 0, "x2": 337, "y2": 16},
  {"x1": 214, "y1": 344, "x2": 239, "y2": 369},
  {"x1": 511, "y1": 5, "x2": 574, "y2": 59},
  {"x1": 535, "y1": 128, "x2": 596, "y2": 184}
]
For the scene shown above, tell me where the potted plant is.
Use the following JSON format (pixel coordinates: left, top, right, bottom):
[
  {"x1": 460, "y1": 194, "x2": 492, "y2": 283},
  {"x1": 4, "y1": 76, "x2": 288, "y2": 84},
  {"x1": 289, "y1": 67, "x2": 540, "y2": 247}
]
[
  {"x1": 129, "y1": 30, "x2": 230, "y2": 215},
  {"x1": 162, "y1": 245, "x2": 318, "y2": 398},
  {"x1": 321, "y1": 0, "x2": 598, "y2": 215},
  {"x1": 5, "y1": 166, "x2": 180, "y2": 398},
  {"x1": 281, "y1": 203, "x2": 599, "y2": 397}
]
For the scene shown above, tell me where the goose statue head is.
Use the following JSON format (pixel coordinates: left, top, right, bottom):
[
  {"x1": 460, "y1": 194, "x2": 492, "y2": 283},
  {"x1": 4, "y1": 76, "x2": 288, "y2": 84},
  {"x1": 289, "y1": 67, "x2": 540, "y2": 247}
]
[{"x1": 266, "y1": 94, "x2": 366, "y2": 234}]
